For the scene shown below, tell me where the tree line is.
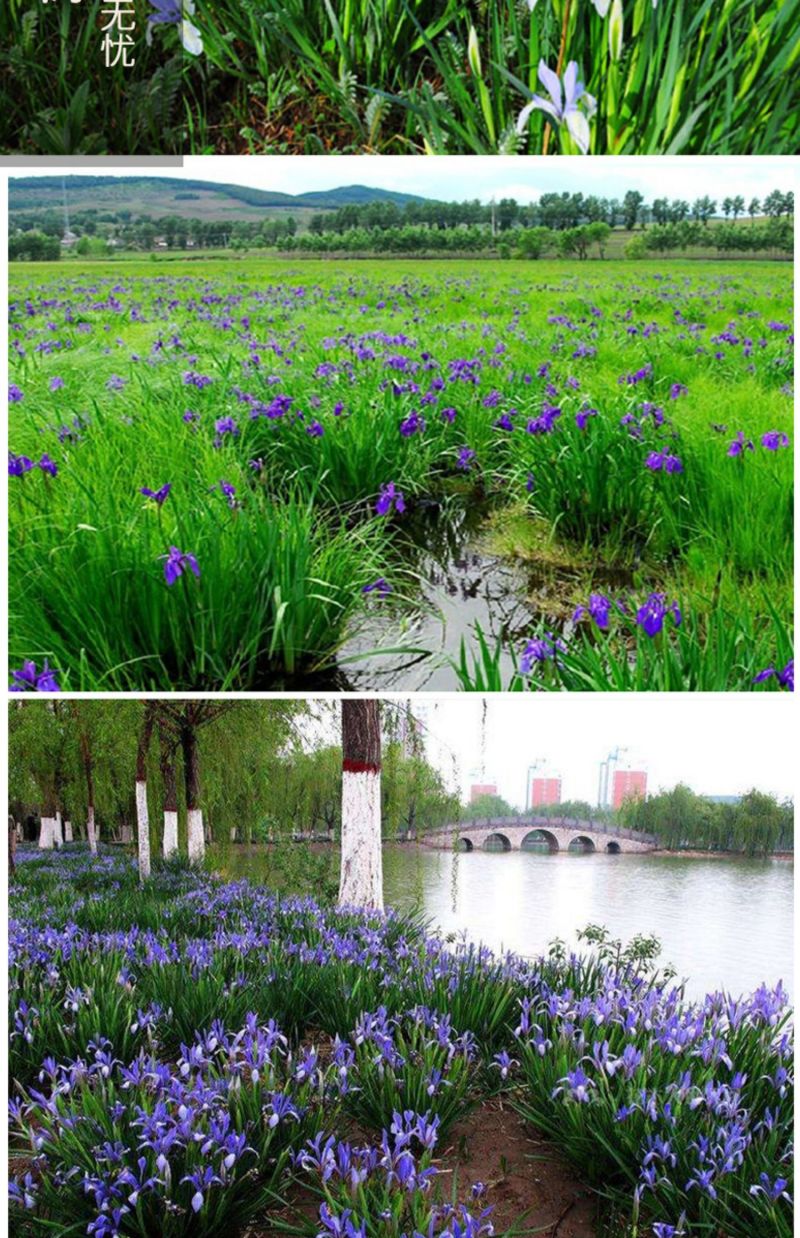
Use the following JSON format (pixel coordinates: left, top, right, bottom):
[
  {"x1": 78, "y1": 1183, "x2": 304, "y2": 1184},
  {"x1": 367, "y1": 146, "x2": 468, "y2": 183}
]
[
  {"x1": 306, "y1": 190, "x2": 793, "y2": 234},
  {"x1": 617, "y1": 785, "x2": 792, "y2": 856},
  {"x1": 8, "y1": 188, "x2": 794, "y2": 261},
  {"x1": 8, "y1": 699, "x2": 458, "y2": 874}
]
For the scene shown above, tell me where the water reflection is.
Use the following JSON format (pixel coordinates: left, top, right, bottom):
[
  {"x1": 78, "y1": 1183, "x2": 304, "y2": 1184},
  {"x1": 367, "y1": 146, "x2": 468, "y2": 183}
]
[{"x1": 382, "y1": 848, "x2": 793, "y2": 999}]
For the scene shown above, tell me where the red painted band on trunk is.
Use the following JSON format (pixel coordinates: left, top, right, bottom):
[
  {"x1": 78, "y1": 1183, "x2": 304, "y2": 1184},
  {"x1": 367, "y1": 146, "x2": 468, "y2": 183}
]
[{"x1": 342, "y1": 760, "x2": 381, "y2": 774}]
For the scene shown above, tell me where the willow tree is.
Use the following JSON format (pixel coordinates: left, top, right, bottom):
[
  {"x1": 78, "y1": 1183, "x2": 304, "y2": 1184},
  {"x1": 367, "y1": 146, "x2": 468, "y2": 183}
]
[{"x1": 339, "y1": 699, "x2": 383, "y2": 910}]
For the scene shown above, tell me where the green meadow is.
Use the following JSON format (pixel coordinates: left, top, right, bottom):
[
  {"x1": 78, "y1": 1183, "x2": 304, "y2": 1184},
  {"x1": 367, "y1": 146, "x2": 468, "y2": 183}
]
[{"x1": 8, "y1": 258, "x2": 793, "y2": 692}]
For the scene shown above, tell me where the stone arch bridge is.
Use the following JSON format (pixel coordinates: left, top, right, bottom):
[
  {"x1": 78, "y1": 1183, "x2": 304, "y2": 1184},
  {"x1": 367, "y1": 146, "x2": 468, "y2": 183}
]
[{"x1": 423, "y1": 817, "x2": 657, "y2": 855}]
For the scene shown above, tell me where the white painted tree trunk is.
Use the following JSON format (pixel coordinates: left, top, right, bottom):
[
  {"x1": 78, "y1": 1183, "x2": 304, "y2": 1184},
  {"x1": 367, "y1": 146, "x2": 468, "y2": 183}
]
[
  {"x1": 339, "y1": 770, "x2": 384, "y2": 910},
  {"x1": 136, "y1": 780, "x2": 151, "y2": 881},
  {"x1": 87, "y1": 806, "x2": 97, "y2": 855},
  {"x1": 64, "y1": 820, "x2": 73, "y2": 843},
  {"x1": 230, "y1": 827, "x2": 237, "y2": 842},
  {"x1": 163, "y1": 810, "x2": 179, "y2": 859},
  {"x1": 54, "y1": 811, "x2": 64, "y2": 847},
  {"x1": 187, "y1": 808, "x2": 204, "y2": 864},
  {"x1": 39, "y1": 817, "x2": 55, "y2": 849}
]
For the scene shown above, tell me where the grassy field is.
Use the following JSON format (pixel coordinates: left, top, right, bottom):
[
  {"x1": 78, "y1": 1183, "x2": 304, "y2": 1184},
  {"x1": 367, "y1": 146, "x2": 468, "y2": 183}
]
[{"x1": 8, "y1": 257, "x2": 793, "y2": 692}]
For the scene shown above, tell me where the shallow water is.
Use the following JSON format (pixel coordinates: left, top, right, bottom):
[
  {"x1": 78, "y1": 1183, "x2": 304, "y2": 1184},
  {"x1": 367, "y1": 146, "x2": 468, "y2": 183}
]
[{"x1": 337, "y1": 499, "x2": 529, "y2": 690}]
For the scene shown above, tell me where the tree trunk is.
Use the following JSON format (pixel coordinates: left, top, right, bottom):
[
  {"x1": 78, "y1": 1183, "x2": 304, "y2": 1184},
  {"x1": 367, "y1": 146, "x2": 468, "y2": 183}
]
[
  {"x1": 182, "y1": 722, "x2": 204, "y2": 864},
  {"x1": 9, "y1": 816, "x2": 17, "y2": 876},
  {"x1": 339, "y1": 699, "x2": 383, "y2": 910},
  {"x1": 39, "y1": 796, "x2": 57, "y2": 850},
  {"x1": 64, "y1": 819, "x2": 73, "y2": 843},
  {"x1": 54, "y1": 810, "x2": 64, "y2": 848},
  {"x1": 159, "y1": 720, "x2": 179, "y2": 859},
  {"x1": 72, "y1": 702, "x2": 98, "y2": 854},
  {"x1": 136, "y1": 704, "x2": 157, "y2": 882}
]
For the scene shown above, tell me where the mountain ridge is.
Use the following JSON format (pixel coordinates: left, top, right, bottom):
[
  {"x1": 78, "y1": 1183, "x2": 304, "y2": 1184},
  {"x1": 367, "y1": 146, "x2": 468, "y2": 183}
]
[{"x1": 9, "y1": 176, "x2": 433, "y2": 222}]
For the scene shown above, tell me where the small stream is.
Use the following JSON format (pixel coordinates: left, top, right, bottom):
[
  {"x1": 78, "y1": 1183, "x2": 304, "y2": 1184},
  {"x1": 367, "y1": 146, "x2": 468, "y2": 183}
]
[{"x1": 336, "y1": 499, "x2": 531, "y2": 689}]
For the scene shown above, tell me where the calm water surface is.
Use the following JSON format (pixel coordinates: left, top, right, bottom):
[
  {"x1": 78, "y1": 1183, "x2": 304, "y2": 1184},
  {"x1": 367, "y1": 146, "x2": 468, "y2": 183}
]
[{"x1": 381, "y1": 848, "x2": 793, "y2": 1000}]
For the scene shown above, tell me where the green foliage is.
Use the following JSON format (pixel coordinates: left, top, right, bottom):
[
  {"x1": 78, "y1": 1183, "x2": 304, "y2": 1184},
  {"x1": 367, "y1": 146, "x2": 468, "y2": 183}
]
[
  {"x1": 618, "y1": 784, "x2": 794, "y2": 854},
  {"x1": 186, "y1": 0, "x2": 800, "y2": 154},
  {"x1": 0, "y1": 1, "x2": 184, "y2": 155}
]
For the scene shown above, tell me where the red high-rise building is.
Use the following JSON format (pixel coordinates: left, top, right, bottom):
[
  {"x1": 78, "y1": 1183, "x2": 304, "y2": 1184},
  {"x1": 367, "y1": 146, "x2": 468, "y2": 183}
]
[
  {"x1": 530, "y1": 777, "x2": 561, "y2": 807},
  {"x1": 612, "y1": 769, "x2": 647, "y2": 809},
  {"x1": 470, "y1": 783, "x2": 497, "y2": 803}
]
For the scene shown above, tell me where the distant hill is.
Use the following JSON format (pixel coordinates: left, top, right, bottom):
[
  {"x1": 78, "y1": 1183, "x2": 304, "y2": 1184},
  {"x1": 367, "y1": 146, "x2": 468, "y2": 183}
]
[{"x1": 9, "y1": 176, "x2": 431, "y2": 224}]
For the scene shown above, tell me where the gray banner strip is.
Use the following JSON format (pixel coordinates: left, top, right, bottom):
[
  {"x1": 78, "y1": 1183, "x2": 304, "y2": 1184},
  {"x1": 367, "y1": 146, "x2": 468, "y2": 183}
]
[{"x1": 1, "y1": 157, "x2": 184, "y2": 167}]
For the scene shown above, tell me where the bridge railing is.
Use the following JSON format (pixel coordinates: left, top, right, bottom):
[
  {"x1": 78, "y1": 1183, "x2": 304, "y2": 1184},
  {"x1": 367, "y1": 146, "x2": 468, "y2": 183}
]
[{"x1": 429, "y1": 818, "x2": 657, "y2": 846}]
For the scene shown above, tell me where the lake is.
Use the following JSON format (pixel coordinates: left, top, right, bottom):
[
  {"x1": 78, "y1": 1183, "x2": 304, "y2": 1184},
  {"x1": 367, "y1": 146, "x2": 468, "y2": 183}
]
[{"x1": 221, "y1": 844, "x2": 793, "y2": 1000}]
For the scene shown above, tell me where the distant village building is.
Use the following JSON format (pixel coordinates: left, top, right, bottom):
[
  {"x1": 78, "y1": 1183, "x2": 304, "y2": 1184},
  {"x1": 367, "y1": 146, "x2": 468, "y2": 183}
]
[{"x1": 60, "y1": 229, "x2": 79, "y2": 248}]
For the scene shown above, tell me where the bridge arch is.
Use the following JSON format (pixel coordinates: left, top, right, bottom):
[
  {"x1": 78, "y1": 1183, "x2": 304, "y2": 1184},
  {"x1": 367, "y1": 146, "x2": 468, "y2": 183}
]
[
  {"x1": 456, "y1": 836, "x2": 474, "y2": 852},
  {"x1": 567, "y1": 835, "x2": 596, "y2": 854},
  {"x1": 483, "y1": 832, "x2": 512, "y2": 852},
  {"x1": 605, "y1": 840, "x2": 621, "y2": 854},
  {"x1": 521, "y1": 828, "x2": 559, "y2": 854}
]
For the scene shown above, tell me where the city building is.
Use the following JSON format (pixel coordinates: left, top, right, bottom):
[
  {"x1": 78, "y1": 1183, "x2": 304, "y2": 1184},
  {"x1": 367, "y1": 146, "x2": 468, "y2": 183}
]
[
  {"x1": 529, "y1": 776, "x2": 562, "y2": 807},
  {"x1": 612, "y1": 768, "x2": 648, "y2": 808},
  {"x1": 470, "y1": 782, "x2": 498, "y2": 803},
  {"x1": 598, "y1": 748, "x2": 647, "y2": 809}
]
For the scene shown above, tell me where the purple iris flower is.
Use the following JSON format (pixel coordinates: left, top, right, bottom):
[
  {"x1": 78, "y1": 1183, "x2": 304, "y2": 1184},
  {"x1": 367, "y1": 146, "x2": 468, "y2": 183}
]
[
  {"x1": 753, "y1": 660, "x2": 793, "y2": 691},
  {"x1": 37, "y1": 454, "x2": 58, "y2": 477},
  {"x1": 183, "y1": 370, "x2": 213, "y2": 388},
  {"x1": 520, "y1": 633, "x2": 566, "y2": 674},
  {"x1": 727, "y1": 431, "x2": 754, "y2": 457},
  {"x1": 219, "y1": 481, "x2": 237, "y2": 507},
  {"x1": 49, "y1": 376, "x2": 65, "y2": 392},
  {"x1": 8, "y1": 453, "x2": 34, "y2": 476},
  {"x1": 306, "y1": 420, "x2": 324, "y2": 437},
  {"x1": 457, "y1": 446, "x2": 476, "y2": 470},
  {"x1": 575, "y1": 406, "x2": 598, "y2": 430},
  {"x1": 147, "y1": 0, "x2": 182, "y2": 23},
  {"x1": 645, "y1": 452, "x2": 683, "y2": 474},
  {"x1": 761, "y1": 431, "x2": 789, "y2": 450},
  {"x1": 749, "y1": 1173, "x2": 792, "y2": 1202},
  {"x1": 140, "y1": 483, "x2": 171, "y2": 505},
  {"x1": 160, "y1": 546, "x2": 200, "y2": 586},
  {"x1": 573, "y1": 593, "x2": 613, "y2": 630},
  {"x1": 9, "y1": 659, "x2": 61, "y2": 693},
  {"x1": 399, "y1": 410, "x2": 425, "y2": 438},
  {"x1": 669, "y1": 383, "x2": 688, "y2": 399},
  {"x1": 636, "y1": 593, "x2": 682, "y2": 638},
  {"x1": 375, "y1": 483, "x2": 405, "y2": 517},
  {"x1": 516, "y1": 60, "x2": 596, "y2": 154},
  {"x1": 525, "y1": 472, "x2": 535, "y2": 493},
  {"x1": 362, "y1": 578, "x2": 392, "y2": 597},
  {"x1": 494, "y1": 413, "x2": 514, "y2": 432},
  {"x1": 9, "y1": 383, "x2": 24, "y2": 403}
]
